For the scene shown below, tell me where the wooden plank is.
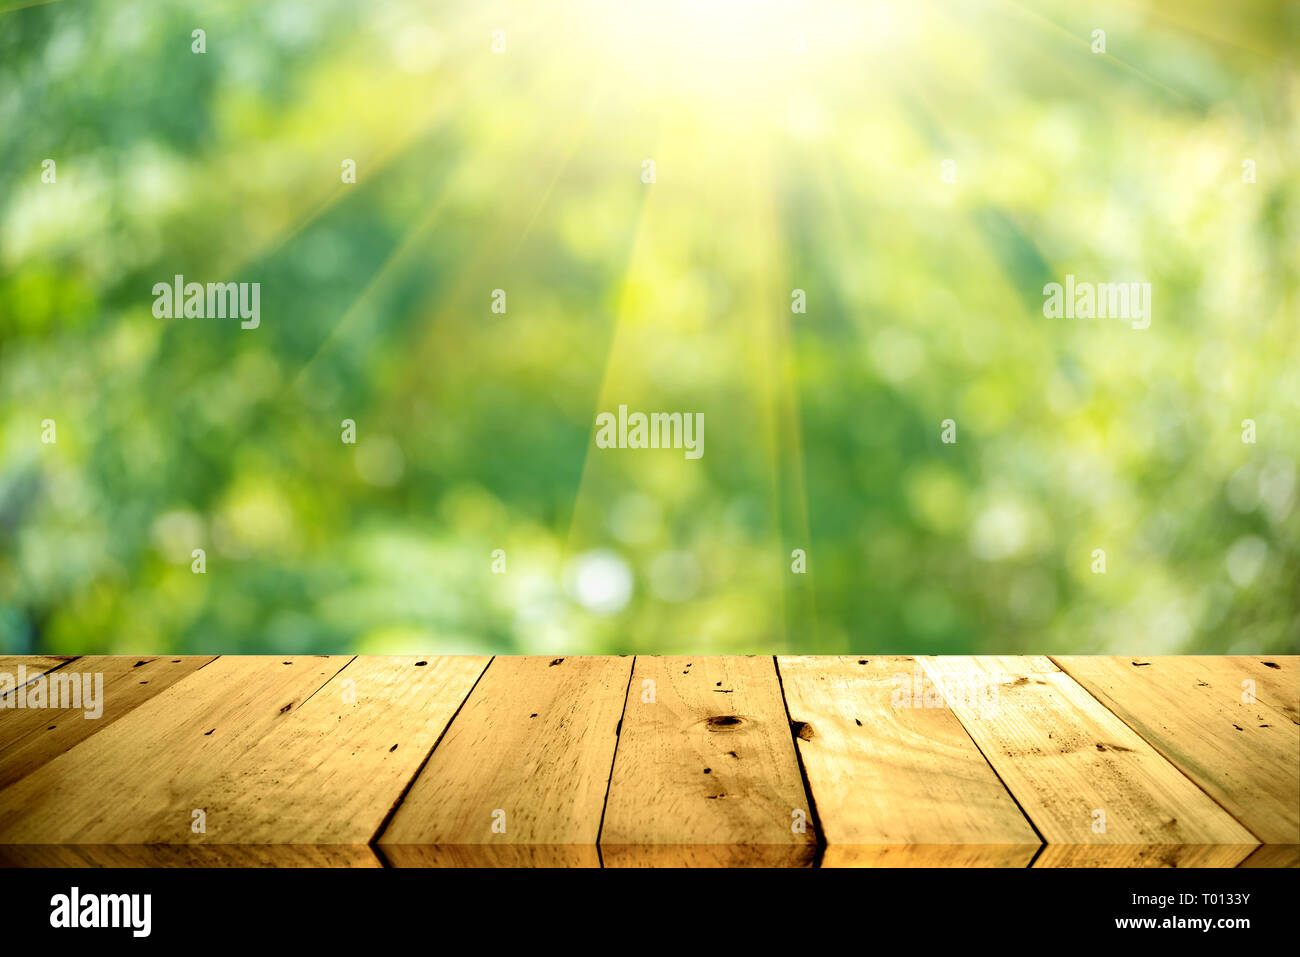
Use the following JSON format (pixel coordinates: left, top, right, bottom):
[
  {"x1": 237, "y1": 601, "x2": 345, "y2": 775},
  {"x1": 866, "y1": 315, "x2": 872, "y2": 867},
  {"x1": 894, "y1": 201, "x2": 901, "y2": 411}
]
[
  {"x1": 778, "y1": 655, "x2": 1040, "y2": 867},
  {"x1": 0, "y1": 653, "x2": 1285, "y2": 865},
  {"x1": 380, "y1": 656, "x2": 630, "y2": 867},
  {"x1": 0, "y1": 653, "x2": 453, "y2": 862},
  {"x1": 0, "y1": 844, "x2": 381, "y2": 867},
  {"x1": 1053, "y1": 655, "x2": 1299, "y2": 846},
  {"x1": 183, "y1": 655, "x2": 490, "y2": 846},
  {"x1": 920, "y1": 656, "x2": 1258, "y2": 868},
  {"x1": 380, "y1": 843, "x2": 599, "y2": 868},
  {"x1": 600, "y1": 656, "x2": 816, "y2": 867},
  {"x1": 1033, "y1": 844, "x2": 1255, "y2": 868},
  {"x1": 1238, "y1": 844, "x2": 1300, "y2": 868},
  {"x1": 0, "y1": 656, "x2": 78, "y2": 699},
  {"x1": 1237, "y1": 656, "x2": 1299, "y2": 725},
  {"x1": 0, "y1": 655, "x2": 351, "y2": 844},
  {"x1": 0, "y1": 656, "x2": 216, "y2": 790}
]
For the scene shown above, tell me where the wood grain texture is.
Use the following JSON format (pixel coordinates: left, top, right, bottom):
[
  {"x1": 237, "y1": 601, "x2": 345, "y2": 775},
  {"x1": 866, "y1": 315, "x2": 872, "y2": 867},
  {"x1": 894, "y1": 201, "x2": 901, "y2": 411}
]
[
  {"x1": 823, "y1": 844, "x2": 1037, "y2": 867},
  {"x1": 1237, "y1": 843, "x2": 1300, "y2": 868},
  {"x1": 0, "y1": 654, "x2": 1291, "y2": 867},
  {"x1": 0, "y1": 656, "x2": 215, "y2": 791},
  {"x1": 600, "y1": 656, "x2": 816, "y2": 867},
  {"x1": 778, "y1": 655, "x2": 1039, "y2": 867},
  {"x1": 0, "y1": 844, "x2": 381, "y2": 868},
  {"x1": 600, "y1": 843, "x2": 809, "y2": 867},
  {"x1": 381, "y1": 843, "x2": 598, "y2": 868},
  {"x1": 0, "y1": 655, "x2": 351, "y2": 844},
  {"x1": 184, "y1": 655, "x2": 489, "y2": 845},
  {"x1": 1234, "y1": 656, "x2": 1299, "y2": 725},
  {"x1": 0, "y1": 656, "x2": 78, "y2": 698},
  {"x1": 921, "y1": 656, "x2": 1258, "y2": 868},
  {"x1": 380, "y1": 656, "x2": 631, "y2": 867},
  {"x1": 1052, "y1": 655, "x2": 1299, "y2": 846},
  {"x1": 1032, "y1": 844, "x2": 1252, "y2": 868}
]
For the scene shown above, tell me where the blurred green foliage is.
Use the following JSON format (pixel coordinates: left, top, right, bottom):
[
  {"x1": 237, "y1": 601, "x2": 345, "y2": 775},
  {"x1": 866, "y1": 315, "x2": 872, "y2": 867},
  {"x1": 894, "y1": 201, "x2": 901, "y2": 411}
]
[{"x1": 1, "y1": 0, "x2": 1297, "y2": 655}]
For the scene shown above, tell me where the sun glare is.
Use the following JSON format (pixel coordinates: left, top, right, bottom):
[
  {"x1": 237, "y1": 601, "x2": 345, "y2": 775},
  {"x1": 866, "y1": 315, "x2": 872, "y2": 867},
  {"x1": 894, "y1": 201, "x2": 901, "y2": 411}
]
[{"x1": 570, "y1": 0, "x2": 920, "y2": 103}]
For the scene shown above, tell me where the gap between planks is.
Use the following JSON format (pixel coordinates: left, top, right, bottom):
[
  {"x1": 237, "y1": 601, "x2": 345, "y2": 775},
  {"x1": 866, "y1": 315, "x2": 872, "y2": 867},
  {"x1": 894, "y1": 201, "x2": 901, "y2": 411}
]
[
  {"x1": 369, "y1": 655, "x2": 496, "y2": 846},
  {"x1": 2, "y1": 655, "x2": 1294, "y2": 867},
  {"x1": 772, "y1": 655, "x2": 828, "y2": 866},
  {"x1": 920, "y1": 656, "x2": 1263, "y2": 867},
  {"x1": 593, "y1": 654, "x2": 638, "y2": 868},
  {"x1": 1049, "y1": 655, "x2": 1299, "y2": 849}
]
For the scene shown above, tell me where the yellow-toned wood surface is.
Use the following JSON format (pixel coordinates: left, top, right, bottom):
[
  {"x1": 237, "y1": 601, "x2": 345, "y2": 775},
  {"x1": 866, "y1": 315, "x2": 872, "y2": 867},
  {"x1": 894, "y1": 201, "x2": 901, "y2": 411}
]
[
  {"x1": 0, "y1": 655, "x2": 1295, "y2": 867},
  {"x1": 0, "y1": 656, "x2": 216, "y2": 791},
  {"x1": 601, "y1": 656, "x2": 817, "y2": 867},
  {"x1": 0, "y1": 844, "x2": 382, "y2": 868},
  {"x1": 778, "y1": 656, "x2": 1040, "y2": 867},
  {"x1": 187, "y1": 655, "x2": 489, "y2": 845},
  {"x1": 920, "y1": 656, "x2": 1261, "y2": 868},
  {"x1": 1053, "y1": 656, "x2": 1299, "y2": 846},
  {"x1": 380, "y1": 655, "x2": 630, "y2": 866},
  {"x1": 0, "y1": 657, "x2": 77, "y2": 687},
  {"x1": 1230, "y1": 656, "x2": 1299, "y2": 725},
  {"x1": 0, "y1": 656, "x2": 351, "y2": 843}
]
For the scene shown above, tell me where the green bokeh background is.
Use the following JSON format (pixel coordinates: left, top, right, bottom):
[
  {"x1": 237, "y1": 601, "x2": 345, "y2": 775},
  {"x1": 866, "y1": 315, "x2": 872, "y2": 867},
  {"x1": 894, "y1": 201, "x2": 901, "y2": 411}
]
[{"x1": 1, "y1": 0, "x2": 1297, "y2": 655}]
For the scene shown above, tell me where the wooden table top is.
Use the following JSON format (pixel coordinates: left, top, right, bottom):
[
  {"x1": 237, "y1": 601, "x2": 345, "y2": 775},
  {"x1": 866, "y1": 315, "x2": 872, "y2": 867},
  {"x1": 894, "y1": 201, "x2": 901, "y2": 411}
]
[{"x1": 0, "y1": 654, "x2": 1295, "y2": 867}]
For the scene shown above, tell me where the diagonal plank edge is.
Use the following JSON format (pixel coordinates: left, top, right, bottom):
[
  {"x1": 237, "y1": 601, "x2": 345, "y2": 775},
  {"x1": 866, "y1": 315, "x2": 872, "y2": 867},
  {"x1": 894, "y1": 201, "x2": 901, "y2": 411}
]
[
  {"x1": 380, "y1": 655, "x2": 631, "y2": 867},
  {"x1": 369, "y1": 654, "x2": 496, "y2": 846},
  {"x1": 0, "y1": 654, "x2": 1294, "y2": 867},
  {"x1": 595, "y1": 654, "x2": 637, "y2": 852},
  {"x1": 0, "y1": 657, "x2": 79, "y2": 691},
  {"x1": 1051, "y1": 655, "x2": 1300, "y2": 846},
  {"x1": 771, "y1": 654, "x2": 826, "y2": 853},
  {"x1": 0, "y1": 656, "x2": 354, "y2": 844},
  {"x1": 0, "y1": 655, "x2": 216, "y2": 791},
  {"x1": 920, "y1": 656, "x2": 1259, "y2": 868},
  {"x1": 189, "y1": 655, "x2": 490, "y2": 846},
  {"x1": 777, "y1": 655, "x2": 1041, "y2": 867},
  {"x1": 600, "y1": 656, "x2": 816, "y2": 867}
]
